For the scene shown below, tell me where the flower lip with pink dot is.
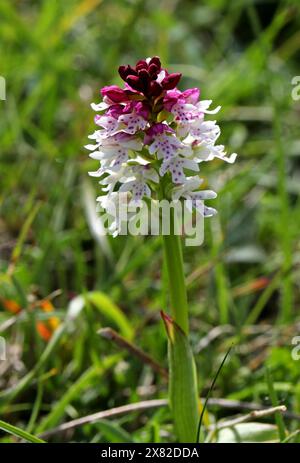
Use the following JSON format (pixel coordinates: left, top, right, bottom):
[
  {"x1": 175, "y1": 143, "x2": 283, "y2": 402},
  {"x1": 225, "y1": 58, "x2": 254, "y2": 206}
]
[
  {"x1": 144, "y1": 122, "x2": 174, "y2": 145},
  {"x1": 103, "y1": 101, "x2": 150, "y2": 121},
  {"x1": 163, "y1": 88, "x2": 200, "y2": 111}
]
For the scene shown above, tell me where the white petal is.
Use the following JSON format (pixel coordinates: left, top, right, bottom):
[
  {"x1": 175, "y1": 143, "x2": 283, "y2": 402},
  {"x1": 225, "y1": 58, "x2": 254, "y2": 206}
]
[
  {"x1": 182, "y1": 159, "x2": 199, "y2": 171},
  {"x1": 91, "y1": 102, "x2": 109, "y2": 111},
  {"x1": 192, "y1": 190, "x2": 217, "y2": 200},
  {"x1": 197, "y1": 100, "x2": 221, "y2": 114},
  {"x1": 203, "y1": 206, "x2": 217, "y2": 217},
  {"x1": 85, "y1": 144, "x2": 98, "y2": 151},
  {"x1": 89, "y1": 151, "x2": 103, "y2": 160},
  {"x1": 88, "y1": 168, "x2": 103, "y2": 177},
  {"x1": 223, "y1": 152, "x2": 237, "y2": 163}
]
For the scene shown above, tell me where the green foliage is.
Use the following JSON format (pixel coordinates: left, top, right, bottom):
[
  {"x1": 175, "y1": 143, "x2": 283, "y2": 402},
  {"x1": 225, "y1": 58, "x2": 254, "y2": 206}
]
[{"x1": 0, "y1": 419, "x2": 45, "y2": 443}]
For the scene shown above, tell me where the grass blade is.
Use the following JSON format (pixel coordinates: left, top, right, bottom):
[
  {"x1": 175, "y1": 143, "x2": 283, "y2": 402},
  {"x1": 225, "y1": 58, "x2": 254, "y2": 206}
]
[
  {"x1": 196, "y1": 345, "x2": 233, "y2": 443},
  {"x1": 265, "y1": 367, "x2": 286, "y2": 442},
  {"x1": 0, "y1": 419, "x2": 45, "y2": 443}
]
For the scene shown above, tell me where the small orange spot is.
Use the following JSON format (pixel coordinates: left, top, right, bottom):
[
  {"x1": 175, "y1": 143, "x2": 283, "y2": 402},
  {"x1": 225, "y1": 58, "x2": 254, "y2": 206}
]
[
  {"x1": 36, "y1": 322, "x2": 52, "y2": 341},
  {"x1": 35, "y1": 299, "x2": 60, "y2": 341},
  {"x1": 233, "y1": 277, "x2": 270, "y2": 298},
  {"x1": 250, "y1": 277, "x2": 270, "y2": 291},
  {"x1": 40, "y1": 300, "x2": 54, "y2": 312},
  {"x1": 2, "y1": 299, "x2": 22, "y2": 314}
]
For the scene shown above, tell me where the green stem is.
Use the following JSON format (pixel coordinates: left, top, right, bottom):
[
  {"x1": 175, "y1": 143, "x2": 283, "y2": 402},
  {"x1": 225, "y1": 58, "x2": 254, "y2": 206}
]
[
  {"x1": 160, "y1": 185, "x2": 199, "y2": 442},
  {"x1": 162, "y1": 212, "x2": 189, "y2": 334}
]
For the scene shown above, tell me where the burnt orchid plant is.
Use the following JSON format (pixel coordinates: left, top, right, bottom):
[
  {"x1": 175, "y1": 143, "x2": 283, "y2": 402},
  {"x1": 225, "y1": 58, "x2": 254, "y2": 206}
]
[{"x1": 85, "y1": 57, "x2": 237, "y2": 442}]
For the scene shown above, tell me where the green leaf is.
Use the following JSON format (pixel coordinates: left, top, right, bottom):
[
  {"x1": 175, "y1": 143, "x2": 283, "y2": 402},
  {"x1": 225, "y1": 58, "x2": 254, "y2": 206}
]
[
  {"x1": 96, "y1": 419, "x2": 135, "y2": 443},
  {"x1": 265, "y1": 367, "x2": 286, "y2": 441},
  {"x1": 197, "y1": 345, "x2": 232, "y2": 443},
  {"x1": 68, "y1": 291, "x2": 133, "y2": 340},
  {"x1": 0, "y1": 324, "x2": 67, "y2": 406},
  {"x1": 162, "y1": 312, "x2": 198, "y2": 443},
  {"x1": 0, "y1": 419, "x2": 45, "y2": 443},
  {"x1": 215, "y1": 422, "x2": 279, "y2": 443},
  {"x1": 36, "y1": 355, "x2": 119, "y2": 433},
  {"x1": 11, "y1": 202, "x2": 41, "y2": 263}
]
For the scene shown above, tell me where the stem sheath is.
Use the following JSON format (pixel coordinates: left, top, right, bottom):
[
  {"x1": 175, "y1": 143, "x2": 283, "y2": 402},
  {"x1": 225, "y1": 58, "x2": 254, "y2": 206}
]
[{"x1": 161, "y1": 204, "x2": 199, "y2": 442}]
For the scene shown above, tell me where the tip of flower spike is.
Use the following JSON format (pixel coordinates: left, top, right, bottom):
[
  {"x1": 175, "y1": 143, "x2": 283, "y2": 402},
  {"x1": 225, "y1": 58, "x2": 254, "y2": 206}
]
[
  {"x1": 147, "y1": 56, "x2": 161, "y2": 68},
  {"x1": 118, "y1": 56, "x2": 181, "y2": 99}
]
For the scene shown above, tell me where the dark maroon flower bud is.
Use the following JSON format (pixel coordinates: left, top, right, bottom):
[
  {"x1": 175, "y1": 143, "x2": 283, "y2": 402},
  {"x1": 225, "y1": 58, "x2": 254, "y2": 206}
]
[
  {"x1": 118, "y1": 65, "x2": 137, "y2": 81},
  {"x1": 162, "y1": 73, "x2": 182, "y2": 90},
  {"x1": 149, "y1": 81, "x2": 163, "y2": 97},
  {"x1": 138, "y1": 69, "x2": 150, "y2": 85},
  {"x1": 126, "y1": 75, "x2": 144, "y2": 92},
  {"x1": 136, "y1": 60, "x2": 148, "y2": 71},
  {"x1": 118, "y1": 65, "x2": 127, "y2": 80},
  {"x1": 148, "y1": 63, "x2": 159, "y2": 78},
  {"x1": 101, "y1": 85, "x2": 129, "y2": 103},
  {"x1": 149, "y1": 56, "x2": 161, "y2": 70}
]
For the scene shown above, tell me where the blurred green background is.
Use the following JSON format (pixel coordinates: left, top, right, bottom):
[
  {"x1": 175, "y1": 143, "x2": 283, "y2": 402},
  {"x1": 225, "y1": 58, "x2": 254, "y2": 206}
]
[{"x1": 0, "y1": 0, "x2": 300, "y2": 443}]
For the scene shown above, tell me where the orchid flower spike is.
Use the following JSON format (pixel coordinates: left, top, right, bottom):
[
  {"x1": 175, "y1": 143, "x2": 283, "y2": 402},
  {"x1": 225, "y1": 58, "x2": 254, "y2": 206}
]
[{"x1": 86, "y1": 56, "x2": 237, "y2": 227}]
